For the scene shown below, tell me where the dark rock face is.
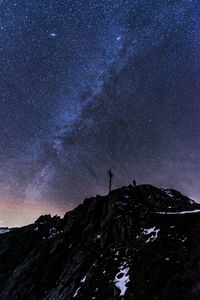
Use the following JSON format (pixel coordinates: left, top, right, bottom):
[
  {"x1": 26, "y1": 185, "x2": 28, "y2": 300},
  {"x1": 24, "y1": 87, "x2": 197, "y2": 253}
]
[{"x1": 1, "y1": 184, "x2": 200, "y2": 300}]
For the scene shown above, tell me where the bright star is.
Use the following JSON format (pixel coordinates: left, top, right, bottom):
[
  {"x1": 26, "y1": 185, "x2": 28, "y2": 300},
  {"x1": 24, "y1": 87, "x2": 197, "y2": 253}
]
[{"x1": 50, "y1": 33, "x2": 57, "y2": 37}]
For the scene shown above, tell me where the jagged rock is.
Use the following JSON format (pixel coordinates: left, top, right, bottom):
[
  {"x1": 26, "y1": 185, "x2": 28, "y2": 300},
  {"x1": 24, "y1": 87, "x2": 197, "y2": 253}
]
[{"x1": 0, "y1": 184, "x2": 200, "y2": 299}]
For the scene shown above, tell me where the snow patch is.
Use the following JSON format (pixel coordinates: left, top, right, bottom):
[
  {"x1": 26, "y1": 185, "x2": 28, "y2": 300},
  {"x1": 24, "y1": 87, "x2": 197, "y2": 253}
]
[
  {"x1": 48, "y1": 227, "x2": 61, "y2": 238},
  {"x1": 163, "y1": 189, "x2": 174, "y2": 198},
  {"x1": 142, "y1": 227, "x2": 157, "y2": 235},
  {"x1": 80, "y1": 275, "x2": 86, "y2": 283},
  {"x1": 156, "y1": 210, "x2": 200, "y2": 215},
  {"x1": 114, "y1": 263, "x2": 130, "y2": 296},
  {"x1": 34, "y1": 226, "x2": 38, "y2": 231},
  {"x1": 116, "y1": 201, "x2": 127, "y2": 207},
  {"x1": 141, "y1": 226, "x2": 160, "y2": 243},
  {"x1": 0, "y1": 228, "x2": 10, "y2": 234},
  {"x1": 50, "y1": 227, "x2": 56, "y2": 233},
  {"x1": 73, "y1": 287, "x2": 81, "y2": 297},
  {"x1": 93, "y1": 234, "x2": 101, "y2": 241},
  {"x1": 182, "y1": 237, "x2": 187, "y2": 242},
  {"x1": 189, "y1": 199, "x2": 195, "y2": 205}
]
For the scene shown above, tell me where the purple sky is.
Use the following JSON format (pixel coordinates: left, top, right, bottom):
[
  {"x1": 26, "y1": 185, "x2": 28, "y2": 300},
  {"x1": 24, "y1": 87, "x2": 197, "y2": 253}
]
[{"x1": 1, "y1": 0, "x2": 200, "y2": 226}]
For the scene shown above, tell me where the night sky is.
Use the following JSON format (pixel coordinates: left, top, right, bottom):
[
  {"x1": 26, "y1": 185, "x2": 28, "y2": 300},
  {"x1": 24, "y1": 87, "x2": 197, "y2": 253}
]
[{"x1": 1, "y1": 0, "x2": 200, "y2": 227}]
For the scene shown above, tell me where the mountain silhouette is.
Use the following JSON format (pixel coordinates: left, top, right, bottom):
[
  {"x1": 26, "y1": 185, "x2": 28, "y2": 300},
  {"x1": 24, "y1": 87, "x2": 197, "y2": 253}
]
[{"x1": 1, "y1": 184, "x2": 200, "y2": 299}]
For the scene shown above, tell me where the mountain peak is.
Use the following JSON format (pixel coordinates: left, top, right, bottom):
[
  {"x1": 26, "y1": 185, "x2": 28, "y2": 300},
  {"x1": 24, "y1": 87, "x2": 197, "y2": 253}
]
[{"x1": 0, "y1": 184, "x2": 200, "y2": 299}]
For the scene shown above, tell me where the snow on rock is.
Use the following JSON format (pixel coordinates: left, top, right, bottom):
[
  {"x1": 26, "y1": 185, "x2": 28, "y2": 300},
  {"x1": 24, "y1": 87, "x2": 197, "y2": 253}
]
[
  {"x1": 163, "y1": 189, "x2": 174, "y2": 198},
  {"x1": 73, "y1": 274, "x2": 87, "y2": 297},
  {"x1": 114, "y1": 263, "x2": 130, "y2": 297},
  {"x1": 181, "y1": 237, "x2": 187, "y2": 243},
  {"x1": 116, "y1": 201, "x2": 127, "y2": 207},
  {"x1": 80, "y1": 275, "x2": 86, "y2": 283},
  {"x1": 163, "y1": 190, "x2": 195, "y2": 205},
  {"x1": 48, "y1": 227, "x2": 61, "y2": 238},
  {"x1": 141, "y1": 226, "x2": 160, "y2": 243},
  {"x1": 189, "y1": 199, "x2": 195, "y2": 205},
  {"x1": 156, "y1": 210, "x2": 200, "y2": 215},
  {"x1": 73, "y1": 287, "x2": 81, "y2": 298},
  {"x1": 50, "y1": 227, "x2": 56, "y2": 234},
  {"x1": 142, "y1": 227, "x2": 157, "y2": 235},
  {"x1": 92, "y1": 234, "x2": 101, "y2": 241},
  {"x1": 34, "y1": 226, "x2": 38, "y2": 231},
  {"x1": 0, "y1": 228, "x2": 10, "y2": 234},
  {"x1": 96, "y1": 234, "x2": 101, "y2": 239}
]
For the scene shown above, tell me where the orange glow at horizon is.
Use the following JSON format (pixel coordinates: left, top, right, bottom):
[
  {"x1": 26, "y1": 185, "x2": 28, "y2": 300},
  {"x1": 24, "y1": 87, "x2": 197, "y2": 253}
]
[{"x1": 0, "y1": 199, "x2": 69, "y2": 228}]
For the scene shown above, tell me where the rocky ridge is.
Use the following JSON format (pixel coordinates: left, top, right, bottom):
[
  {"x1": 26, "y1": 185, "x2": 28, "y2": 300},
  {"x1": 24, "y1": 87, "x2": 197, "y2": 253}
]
[{"x1": 1, "y1": 184, "x2": 200, "y2": 299}]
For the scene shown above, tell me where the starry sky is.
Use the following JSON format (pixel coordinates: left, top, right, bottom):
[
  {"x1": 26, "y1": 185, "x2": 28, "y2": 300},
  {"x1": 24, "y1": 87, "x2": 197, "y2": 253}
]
[{"x1": 1, "y1": 0, "x2": 200, "y2": 227}]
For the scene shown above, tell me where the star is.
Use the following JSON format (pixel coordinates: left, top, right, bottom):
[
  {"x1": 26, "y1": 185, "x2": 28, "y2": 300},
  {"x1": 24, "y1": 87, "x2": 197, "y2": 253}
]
[
  {"x1": 0, "y1": 0, "x2": 200, "y2": 227},
  {"x1": 49, "y1": 33, "x2": 57, "y2": 37}
]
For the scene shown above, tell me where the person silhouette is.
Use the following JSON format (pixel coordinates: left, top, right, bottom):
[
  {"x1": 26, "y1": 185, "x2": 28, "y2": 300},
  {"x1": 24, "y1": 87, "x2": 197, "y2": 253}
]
[{"x1": 133, "y1": 179, "x2": 136, "y2": 187}]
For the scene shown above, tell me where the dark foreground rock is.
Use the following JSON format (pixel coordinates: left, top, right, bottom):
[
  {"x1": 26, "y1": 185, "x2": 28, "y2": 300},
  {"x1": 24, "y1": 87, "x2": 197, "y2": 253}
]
[{"x1": 1, "y1": 184, "x2": 200, "y2": 299}]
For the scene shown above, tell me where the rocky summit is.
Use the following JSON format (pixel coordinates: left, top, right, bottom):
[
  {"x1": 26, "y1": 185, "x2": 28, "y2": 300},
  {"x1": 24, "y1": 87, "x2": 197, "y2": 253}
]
[{"x1": 1, "y1": 185, "x2": 200, "y2": 300}]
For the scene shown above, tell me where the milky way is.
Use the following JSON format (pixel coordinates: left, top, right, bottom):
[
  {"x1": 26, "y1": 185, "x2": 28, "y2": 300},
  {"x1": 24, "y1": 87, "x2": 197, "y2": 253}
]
[{"x1": 1, "y1": 0, "x2": 200, "y2": 226}]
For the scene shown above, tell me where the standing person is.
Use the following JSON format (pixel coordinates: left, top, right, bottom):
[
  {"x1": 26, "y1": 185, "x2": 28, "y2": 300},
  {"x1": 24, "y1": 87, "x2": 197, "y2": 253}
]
[{"x1": 133, "y1": 179, "x2": 136, "y2": 187}]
